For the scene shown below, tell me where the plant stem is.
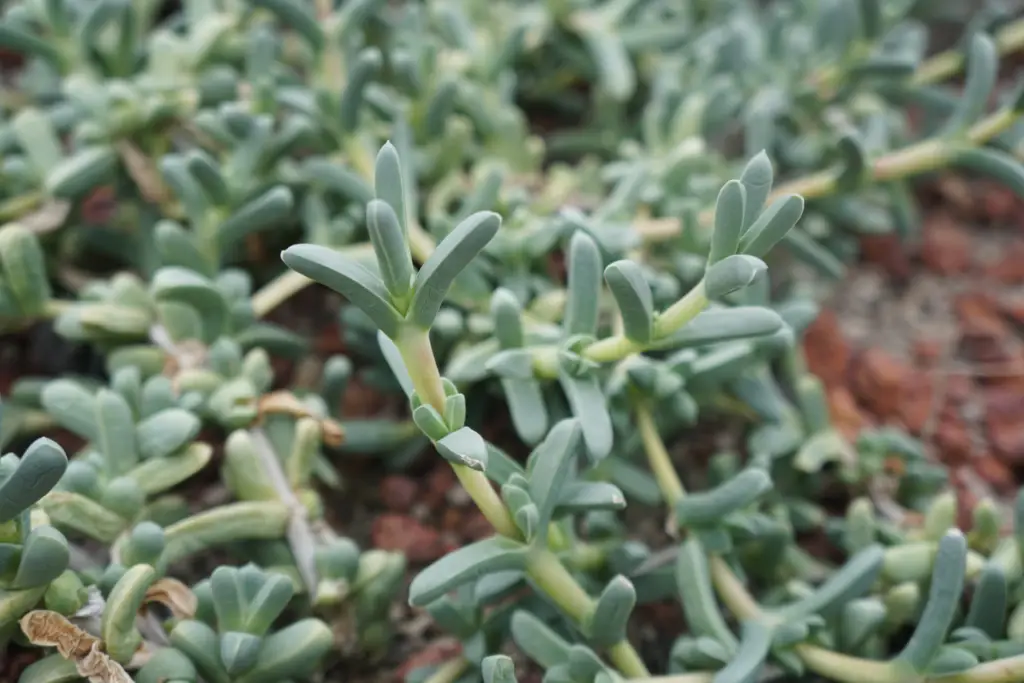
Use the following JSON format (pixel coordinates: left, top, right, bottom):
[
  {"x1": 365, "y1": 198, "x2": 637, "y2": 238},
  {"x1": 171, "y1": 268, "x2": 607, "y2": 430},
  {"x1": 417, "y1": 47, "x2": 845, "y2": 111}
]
[
  {"x1": 396, "y1": 326, "x2": 519, "y2": 539},
  {"x1": 397, "y1": 326, "x2": 449, "y2": 412},
  {"x1": 583, "y1": 280, "x2": 708, "y2": 364},
  {"x1": 0, "y1": 191, "x2": 44, "y2": 222},
  {"x1": 637, "y1": 105, "x2": 1022, "y2": 244},
  {"x1": 527, "y1": 549, "x2": 651, "y2": 678},
  {"x1": 790, "y1": 644, "x2": 903, "y2": 683},
  {"x1": 636, "y1": 403, "x2": 685, "y2": 507},
  {"x1": 703, "y1": 530, "x2": 1005, "y2": 683},
  {"x1": 911, "y1": 16, "x2": 1024, "y2": 86},
  {"x1": 928, "y1": 654, "x2": 1024, "y2": 683},
  {"x1": 248, "y1": 427, "x2": 320, "y2": 595},
  {"x1": 422, "y1": 656, "x2": 471, "y2": 683},
  {"x1": 707, "y1": 555, "x2": 762, "y2": 621},
  {"x1": 582, "y1": 331, "x2": 643, "y2": 363},
  {"x1": 608, "y1": 641, "x2": 653, "y2": 680},
  {"x1": 629, "y1": 675, "x2": 714, "y2": 683},
  {"x1": 653, "y1": 281, "x2": 709, "y2": 339},
  {"x1": 526, "y1": 548, "x2": 594, "y2": 623}
]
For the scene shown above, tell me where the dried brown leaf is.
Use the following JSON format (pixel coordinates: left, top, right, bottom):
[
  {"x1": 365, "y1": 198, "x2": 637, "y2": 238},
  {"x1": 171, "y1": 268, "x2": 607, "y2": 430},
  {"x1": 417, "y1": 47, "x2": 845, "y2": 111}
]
[
  {"x1": 20, "y1": 610, "x2": 99, "y2": 658},
  {"x1": 258, "y1": 391, "x2": 345, "y2": 446},
  {"x1": 20, "y1": 610, "x2": 133, "y2": 683},
  {"x1": 20, "y1": 200, "x2": 71, "y2": 234},
  {"x1": 116, "y1": 141, "x2": 172, "y2": 205},
  {"x1": 144, "y1": 577, "x2": 198, "y2": 619},
  {"x1": 77, "y1": 643, "x2": 135, "y2": 683}
]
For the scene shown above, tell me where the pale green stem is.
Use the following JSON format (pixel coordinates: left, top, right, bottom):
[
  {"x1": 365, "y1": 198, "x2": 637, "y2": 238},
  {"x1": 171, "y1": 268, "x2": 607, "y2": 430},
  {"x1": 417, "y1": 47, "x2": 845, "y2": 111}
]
[
  {"x1": 793, "y1": 644, "x2": 904, "y2": 683},
  {"x1": 527, "y1": 549, "x2": 651, "y2": 679},
  {"x1": 629, "y1": 674, "x2": 714, "y2": 683},
  {"x1": 397, "y1": 326, "x2": 449, "y2": 414},
  {"x1": 930, "y1": 655, "x2": 1024, "y2": 683},
  {"x1": 636, "y1": 403, "x2": 685, "y2": 507},
  {"x1": 640, "y1": 105, "x2": 1023, "y2": 244},
  {"x1": 707, "y1": 555, "x2": 762, "y2": 621},
  {"x1": 0, "y1": 191, "x2": 44, "y2": 221},
  {"x1": 422, "y1": 656, "x2": 471, "y2": 683},
  {"x1": 396, "y1": 326, "x2": 519, "y2": 539},
  {"x1": 608, "y1": 641, "x2": 653, "y2": 680},
  {"x1": 526, "y1": 548, "x2": 595, "y2": 623},
  {"x1": 582, "y1": 333, "x2": 644, "y2": 364},
  {"x1": 911, "y1": 16, "x2": 1024, "y2": 86},
  {"x1": 44, "y1": 299, "x2": 70, "y2": 318},
  {"x1": 653, "y1": 281, "x2": 709, "y2": 340},
  {"x1": 704, "y1": 539, "x2": 1012, "y2": 683},
  {"x1": 583, "y1": 280, "x2": 708, "y2": 364},
  {"x1": 810, "y1": 16, "x2": 1024, "y2": 98}
]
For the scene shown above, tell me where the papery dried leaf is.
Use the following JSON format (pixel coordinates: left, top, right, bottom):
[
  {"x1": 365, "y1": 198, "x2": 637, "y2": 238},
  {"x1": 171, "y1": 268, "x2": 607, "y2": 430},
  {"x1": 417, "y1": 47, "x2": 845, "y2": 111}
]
[
  {"x1": 21, "y1": 610, "x2": 100, "y2": 658},
  {"x1": 320, "y1": 419, "x2": 344, "y2": 447},
  {"x1": 144, "y1": 577, "x2": 198, "y2": 619},
  {"x1": 116, "y1": 141, "x2": 172, "y2": 205},
  {"x1": 20, "y1": 610, "x2": 134, "y2": 683},
  {"x1": 258, "y1": 391, "x2": 345, "y2": 446},
  {"x1": 20, "y1": 199, "x2": 71, "y2": 234},
  {"x1": 77, "y1": 642, "x2": 134, "y2": 683},
  {"x1": 162, "y1": 338, "x2": 209, "y2": 381}
]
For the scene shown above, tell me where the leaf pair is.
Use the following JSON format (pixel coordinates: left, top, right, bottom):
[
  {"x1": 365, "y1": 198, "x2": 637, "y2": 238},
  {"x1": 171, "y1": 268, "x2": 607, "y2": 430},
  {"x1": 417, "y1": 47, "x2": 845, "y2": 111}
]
[
  {"x1": 705, "y1": 152, "x2": 804, "y2": 299},
  {"x1": 282, "y1": 142, "x2": 501, "y2": 336}
]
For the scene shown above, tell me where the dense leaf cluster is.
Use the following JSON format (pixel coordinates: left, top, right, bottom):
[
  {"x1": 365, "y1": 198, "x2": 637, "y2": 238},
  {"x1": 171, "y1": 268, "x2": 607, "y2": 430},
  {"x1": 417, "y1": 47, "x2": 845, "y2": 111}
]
[{"x1": 1, "y1": 1, "x2": 1024, "y2": 682}]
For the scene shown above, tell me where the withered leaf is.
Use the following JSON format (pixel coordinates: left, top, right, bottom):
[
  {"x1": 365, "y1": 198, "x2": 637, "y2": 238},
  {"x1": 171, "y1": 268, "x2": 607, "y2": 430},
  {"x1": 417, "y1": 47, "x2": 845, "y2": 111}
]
[
  {"x1": 116, "y1": 141, "x2": 172, "y2": 206},
  {"x1": 258, "y1": 391, "x2": 345, "y2": 446},
  {"x1": 20, "y1": 610, "x2": 133, "y2": 683},
  {"x1": 143, "y1": 577, "x2": 198, "y2": 619}
]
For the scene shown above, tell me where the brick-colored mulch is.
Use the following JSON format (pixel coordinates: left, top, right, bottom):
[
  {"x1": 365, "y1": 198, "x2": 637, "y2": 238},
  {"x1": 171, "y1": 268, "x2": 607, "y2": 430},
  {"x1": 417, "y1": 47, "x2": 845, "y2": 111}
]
[{"x1": 804, "y1": 178, "x2": 1024, "y2": 521}]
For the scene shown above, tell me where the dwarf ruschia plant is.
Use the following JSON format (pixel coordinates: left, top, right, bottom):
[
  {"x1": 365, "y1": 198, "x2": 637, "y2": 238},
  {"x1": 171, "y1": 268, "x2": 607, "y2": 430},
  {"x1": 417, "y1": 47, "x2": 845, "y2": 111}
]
[{"x1": 1, "y1": 1, "x2": 1024, "y2": 682}]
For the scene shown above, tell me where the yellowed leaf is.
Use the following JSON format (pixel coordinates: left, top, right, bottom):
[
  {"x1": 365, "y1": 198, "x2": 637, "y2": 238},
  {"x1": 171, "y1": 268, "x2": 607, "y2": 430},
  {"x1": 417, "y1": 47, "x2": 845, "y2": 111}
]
[
  {"x1": 20, "y1": 610, "x2": 133, "y2": 683},
  {"x1": 20, "y1": 610, "x2": 99, "y2": 658},
  {"x1": 144, "y1": 577, "x2": 198, "y2": 619},
  {"x1": 77, "y1": 643, "x2": 135, "y2": 683},
  {"x1": 258, "y1": 391, "x2": 345, "y2": 446},
  {"x1": 116, "y1": 141, "x2": 171, "y2": 205}
]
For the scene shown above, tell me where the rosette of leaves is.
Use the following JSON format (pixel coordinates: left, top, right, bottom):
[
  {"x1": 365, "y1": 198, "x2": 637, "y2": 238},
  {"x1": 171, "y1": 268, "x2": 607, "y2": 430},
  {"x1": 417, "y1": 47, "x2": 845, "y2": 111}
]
[
  {"x1": 2, "y1": 101, "x2": 119, "y2": 210},
  {"x1": 281, "y1": 139, "x2": 511, "y2": 497},
  {"x1": 843, "y1": 427, "x2": 950, "y2": 511},
  {"x1": 406, "y1": 575, "x2": 535, "y2": 683},
  {"x1": 407, "y1": 420, "x2": 647, "y2": 662},
  {"x1": 478, "y1": 152, "x2": 802, "y2": 459},
  {"x1": 673, "y1": 524, "x2": 1024, "y2": 683},
  {"x1": 35, "y1": 368, "x2": 212, "y2": 543},
  {"x1": 52, "y1": 264, "x2": 307, "y2": 367},
  {"x1": 0, "y1": 221, "x2": 55, "y2": 332},
  {"x1": 381, "y1": 4, "x2": 543, "y2": 178},
  {"x1": 0, "y1": 436, "x2": 72, "y2": 639},
  {"x1": 0, "y1": 0, "x2": 164, "y2": 83},
  {"x1": 138, "y1": 563, "x2": 333, "y2": 683},
  {"x1": 505, "y1": 609, "x2": 629, "y2": 683},
  {"x1": 156, "y1": 103, "x2": 305, "y2": 270}
]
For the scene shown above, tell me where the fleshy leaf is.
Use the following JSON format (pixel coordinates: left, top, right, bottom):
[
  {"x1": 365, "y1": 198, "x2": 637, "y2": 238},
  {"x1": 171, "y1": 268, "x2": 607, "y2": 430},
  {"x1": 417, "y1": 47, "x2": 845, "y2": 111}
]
[
  {"x1": 281, "y1": 245, "x2": 403, "y2": 338},
  {"x1": 604, "y1": 260, "x2": 654, "y2": 343},
  {"x1": 408, "y1": 212, "x2": 501, "y2": 328},
  {"x1": 436, "y1": 427, "x2": 490, "y2": 471},
  {"x1": 408, "y1": 536, "x2": 528, "y2": 606},
  {"x1": 708, "y1": 180, "x2": 746, "y2": 265}
]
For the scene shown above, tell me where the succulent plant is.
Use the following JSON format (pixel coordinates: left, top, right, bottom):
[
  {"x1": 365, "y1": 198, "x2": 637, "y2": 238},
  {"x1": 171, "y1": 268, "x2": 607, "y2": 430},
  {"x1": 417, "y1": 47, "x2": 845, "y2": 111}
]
[{"x1": 2, "y1": 1, "x2": 1024, "y2": 682}]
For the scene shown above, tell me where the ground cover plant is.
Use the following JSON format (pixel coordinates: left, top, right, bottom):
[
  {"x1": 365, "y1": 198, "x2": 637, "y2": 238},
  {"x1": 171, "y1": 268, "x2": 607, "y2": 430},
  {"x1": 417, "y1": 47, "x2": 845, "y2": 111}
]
[{"x1": 3, "y1": 1, "x2": 1024, "y2": 682}]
